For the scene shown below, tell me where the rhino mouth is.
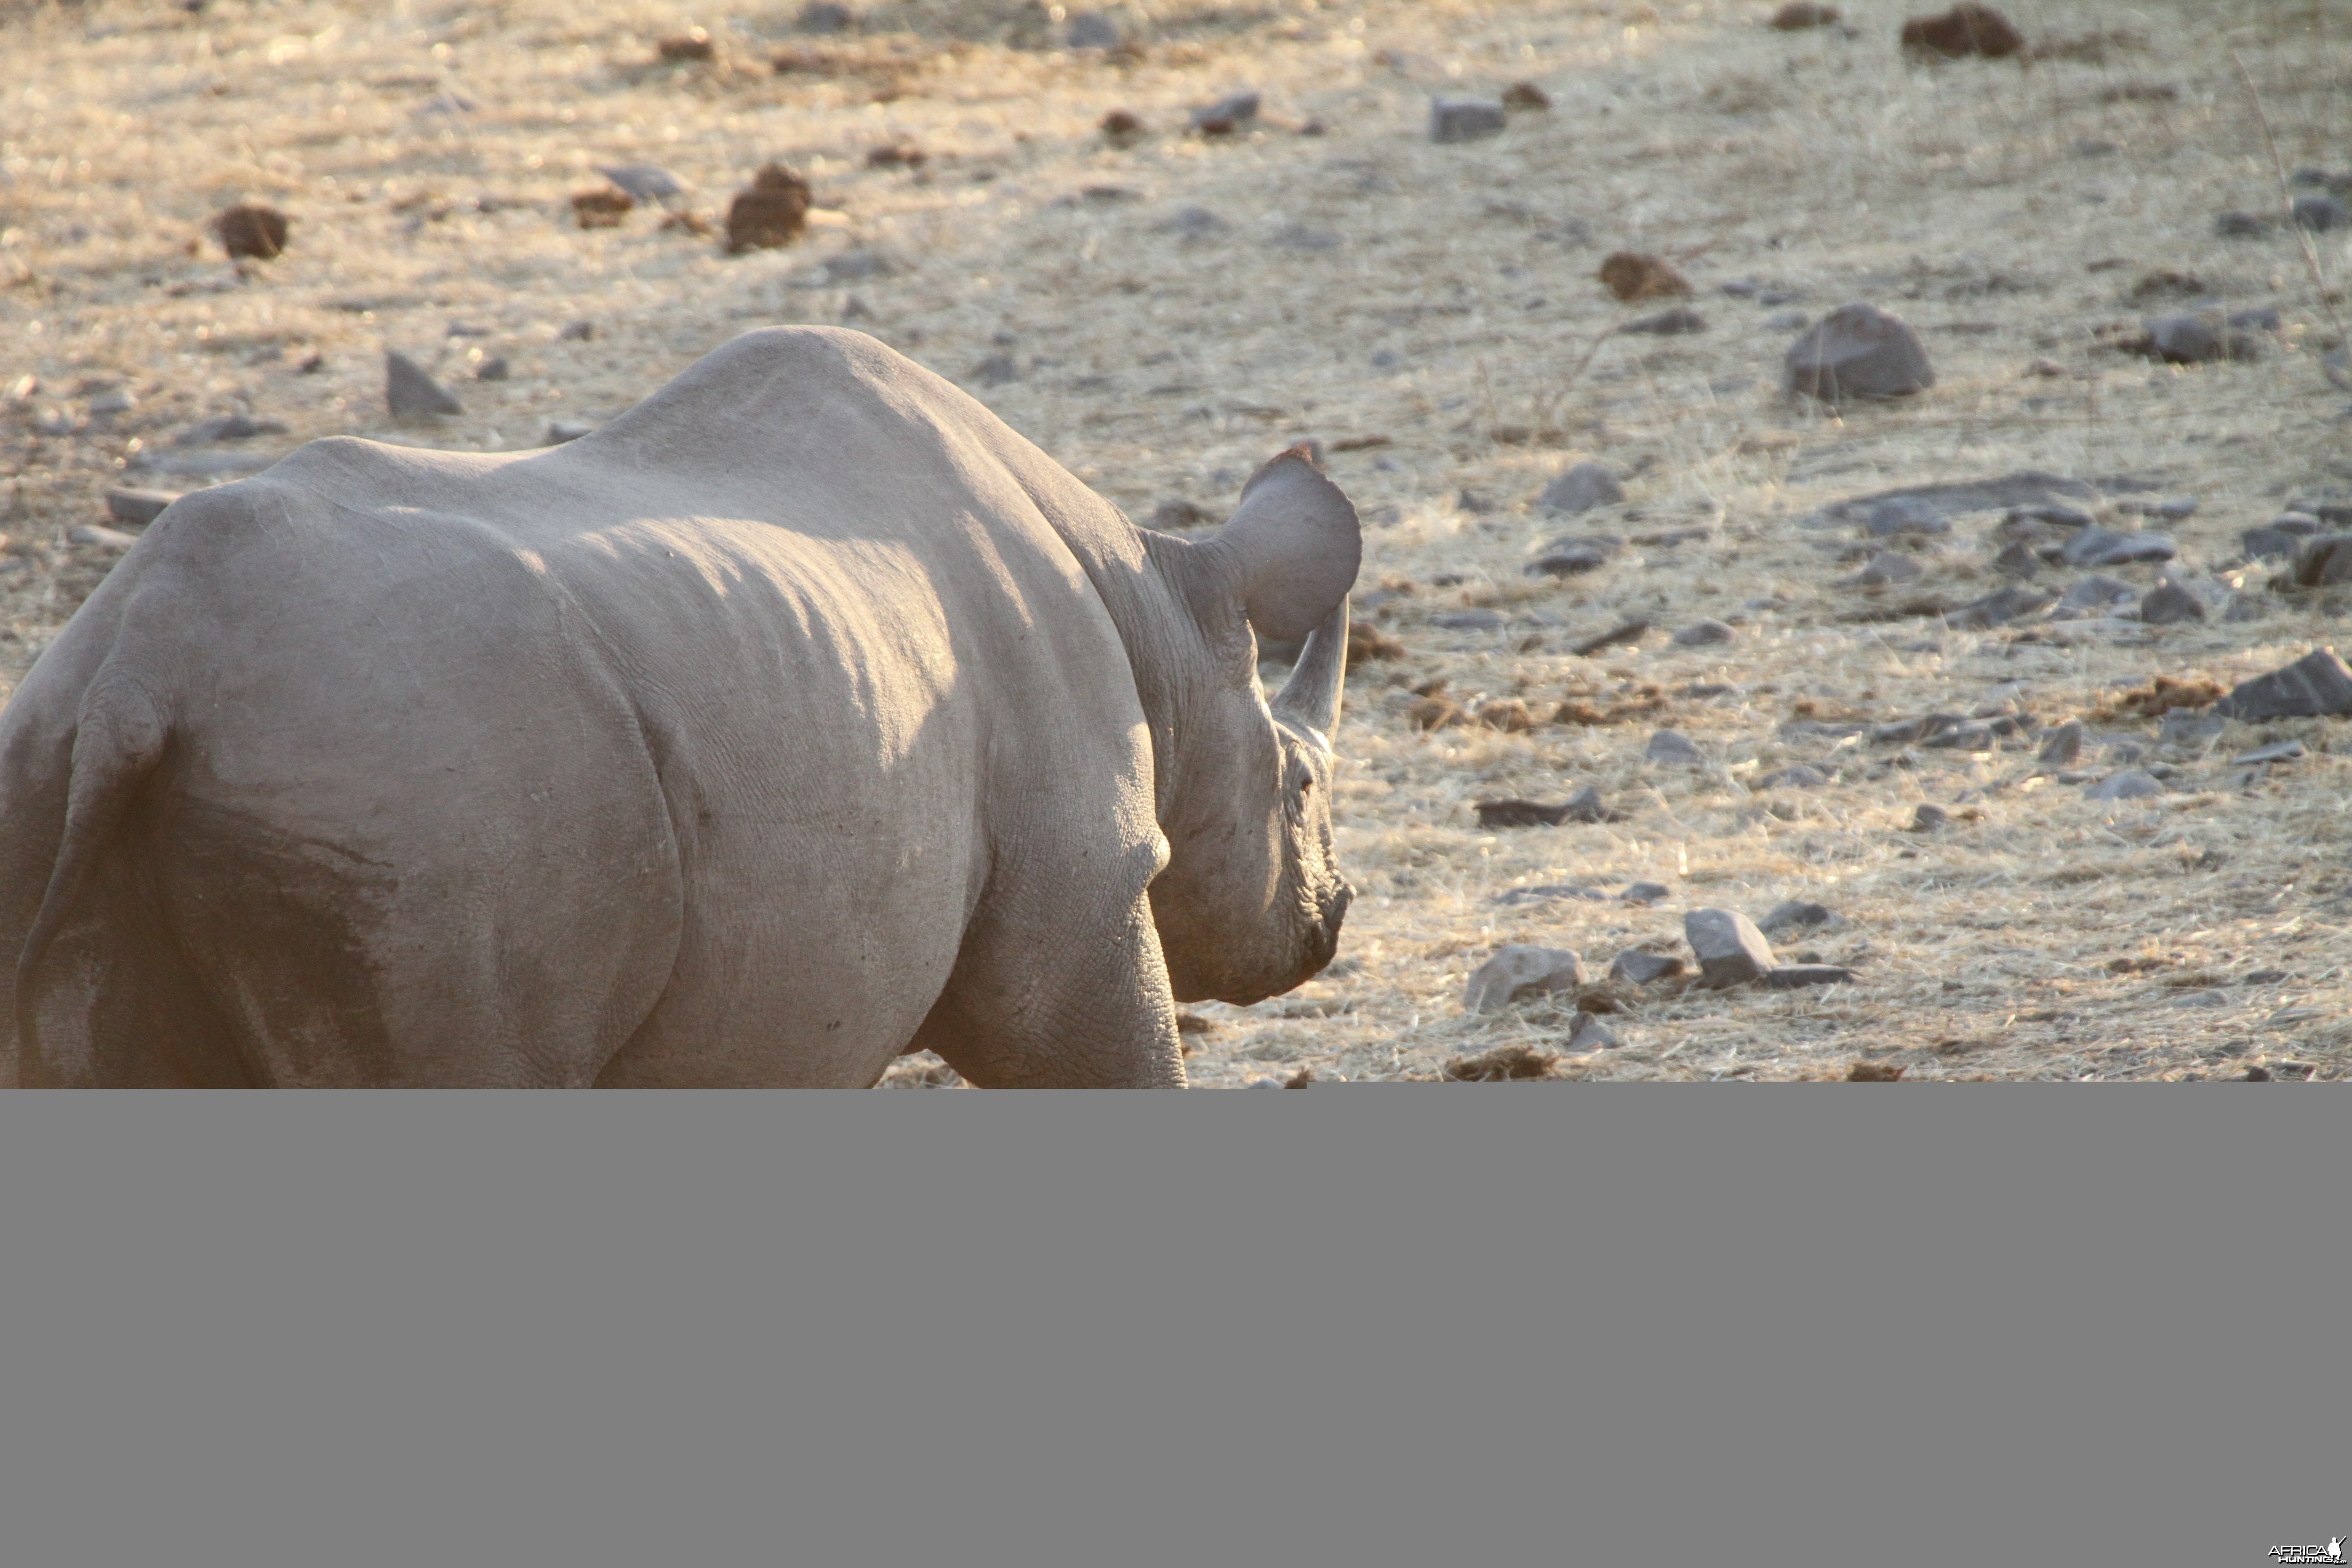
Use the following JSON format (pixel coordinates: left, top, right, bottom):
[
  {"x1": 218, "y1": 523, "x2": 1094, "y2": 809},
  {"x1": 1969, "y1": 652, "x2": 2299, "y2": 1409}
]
[{"x1": 1297, "y1": 882, "x2": 1353, "y2": 982}]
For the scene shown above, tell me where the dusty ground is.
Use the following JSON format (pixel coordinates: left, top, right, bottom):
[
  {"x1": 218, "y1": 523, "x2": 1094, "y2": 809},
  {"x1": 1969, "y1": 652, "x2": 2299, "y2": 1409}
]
[{"x1": 3, "y1": 0, "x2": 2347, "y2": 1082}]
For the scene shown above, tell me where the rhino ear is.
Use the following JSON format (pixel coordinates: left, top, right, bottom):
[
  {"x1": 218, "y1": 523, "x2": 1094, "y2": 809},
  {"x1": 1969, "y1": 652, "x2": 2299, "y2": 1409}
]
[{"x1": 1205, "y1": 446, "x2": 1362, "y2": 643}]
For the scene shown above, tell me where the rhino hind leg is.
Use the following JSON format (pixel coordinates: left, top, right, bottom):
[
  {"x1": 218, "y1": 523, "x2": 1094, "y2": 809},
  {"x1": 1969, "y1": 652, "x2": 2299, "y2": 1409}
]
[{"x1": 911, "y1": 888, "x2": 1186, "y2": 1088}]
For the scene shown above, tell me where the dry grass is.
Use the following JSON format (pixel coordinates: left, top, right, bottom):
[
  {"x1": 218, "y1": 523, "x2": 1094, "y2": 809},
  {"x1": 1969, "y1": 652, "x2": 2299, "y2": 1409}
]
[{"x1": 4, "y1": 0, "x2": 2348, "y2": 1082}]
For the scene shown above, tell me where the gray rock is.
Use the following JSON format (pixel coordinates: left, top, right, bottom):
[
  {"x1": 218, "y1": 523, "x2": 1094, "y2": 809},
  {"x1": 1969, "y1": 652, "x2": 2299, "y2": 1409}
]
[
  {"x1": 86, "y1": 387, "x2": 136, "y2": 419},
  {"x1": 2233, "y1": 739, "x2": 2306, "y2": 764},
  {"x1": 546, "y1": 420, "x2": 595, "y2": 443},
  {"x1": 1762, "y1": 965, "x2": 1854, "y2": 990},
  {"x1": 2144, "y1": 314, "x2": 2227, "y2": 363},
  {"x1": 2057, "y1": 574, "x2": 2138, "y2": 612},
  {"x1": 1621, "y1": 882, "x2": 1671, "y2": 905},
  {"x1": 1758, "y1": 900, "x2": 1837, "y2": 936},
  {"x1": 1757, "y1": 763, "x2": 1829, "y2": 789},
  {"x1": 2228, "y1": 306, "x2": 2283, "y2": 333},
  {"x1": 1536, "y1": 462, "x2": 1623, "y2": 515},
  {"x1": 1558, "y1": 784, "x2": 1612, "y2": 823},
  {"x1": 1763, "y1": 309, "x2": 1810, "y2": 332},
  {"x1": 69, "y1": 524, "x2": 138, "y2": 552},
  {"x1": 1527, "y1": 541, "x2": 1612, "y2": 578},
  {"x1": 970, "y1": 353, "x2": 1020, "y2": 387},
  {"x1": 1785, "y1": 303, "x2": 1935, "y2": 400},
  {"x1": 2062, "y1": 527, "x2": 2175, "y2": 568},
  {"x1": 2086, "y1": 769, "x2": 2163, "y2": 802},
  {"x1": 1064, "y1": 10, "x2": 1122, "y2": 48},
  {"x1": 1952, "y1": 585, "x2": 2052, "y2": 628},
  {"x1": 1608, "y1": 951, "x2": 1687, "y2": 985},
  {"x1": 1863, "y1": 495, "x2": 1950, "y2": 537},
  {"x1": 1494, "y1": 882, "x2": 1610, "y2": 905},
  {"x1": 2037, "y1": 719, "x2": 2084, "y2": 767},
  {"x1": 1646, "y1": 729, "x2": 1705, "y2": 766},
  {"x1": 1566, "y1": 1011, "x2": 1621, "y2": 1049},
  {"x1": 1462, "y1": 944, "x2": 1586, "y2": 1013},
  {"x1": 1910, "y1": 803, "x2": 1950, "y2": 830},
  {"x1": 2117, "y1": 495, "x2": 2200, "y2": 521},
  {"x1": 1921, "y1": 724, "x2": 1995, "y2": 751},
  {"x1": 559, "y1": 318, "x2": 596, "y2": 341},
  {"x1": 1370, "y1": 348, "x2": 1403, "y2": 370},
  {"x1": 1622, "y1": 306, "x2": 1707, "y2": 336},
  {"x1": 2211, "y1": 650, "x2": 2352, "y2": 720},
  {"x1": 105, "y1": 487, "x2": 177, "y2": 524},
  {"x1": 2141, "y1": 579, "x2": 2206, "y2": 624},
  {"x1": 1190, "y1": 91, "x2": 1261, "y2": 131},
  {"x1": 1857, "y1": 551, "x2": 1923, "y2": 586},
  {"x1": 798, "y1": 1, "x2": 853, "y2": 31},
  {"x1": 2291, "y1": 534, "x2": 2352, "y2": 587},
  {"x1": 1684, "y1": 908, "x2": 1775, "y2": 988},
  {"x1": 1993, "y1": 540, "x2": 2042, "y2": 579},
  {"x1": 1431, "y1": 608, "x2": 1505, "y2": 632},
  {"x1": 174, "y1": 412, "x2": 286, "y2": 445},
  {"x1": 825, "y1": 249, "x2": 897, "y2": 281},
  {"x1": 2242, "y1": 513, "x2": 2321, "y2": 560},
  {"x1": 2158, "y1": 709, "x2": 2226, "y2": 748},
  {"x1": 2292, "y1": 194, "x2": 2349, "y2": 232},
  {"x1": 599, "y1": 163, "x2": 684, "y2": 204},
  {"x1": 2215, "y1": 210, "x2": 2274, "y2": 238},
  {"x1": 1672, "y1": 618, "x2": 1735, "y2": 647},
  {"x1": 2223, "y1": 594, "x2": 2274, "y2": 622},
  {"x1": 385, "y1": 351, "x2": 462, "y2": 417},
  {"x1": 1161, "y1": 206, "x2": 1231, "y2": 239},
  {"x1": 474, "y1": 356, "x2": 510, "y2": 382},
  {"x1": 1431, "y1": 98, "x2": 1508, "y2": 143}
]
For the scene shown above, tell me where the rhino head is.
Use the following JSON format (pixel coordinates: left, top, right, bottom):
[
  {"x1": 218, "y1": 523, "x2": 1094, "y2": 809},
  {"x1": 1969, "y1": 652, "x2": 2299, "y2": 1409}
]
[{"x1": 1144, "y1": 448, "x2": 1361, "y2": 1007}]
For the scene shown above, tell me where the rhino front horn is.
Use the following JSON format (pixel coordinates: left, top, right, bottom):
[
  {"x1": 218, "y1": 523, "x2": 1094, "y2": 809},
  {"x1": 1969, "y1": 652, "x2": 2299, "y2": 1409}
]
[{"x1": 1271, "y1": 594, "x2": 1348, "y2": 744}]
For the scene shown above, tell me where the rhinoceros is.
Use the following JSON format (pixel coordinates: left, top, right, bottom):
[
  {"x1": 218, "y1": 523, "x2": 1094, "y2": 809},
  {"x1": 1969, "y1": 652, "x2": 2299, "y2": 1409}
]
[{"x1": 0, "y1": 328, "x2": 1362, "y2": 1086}]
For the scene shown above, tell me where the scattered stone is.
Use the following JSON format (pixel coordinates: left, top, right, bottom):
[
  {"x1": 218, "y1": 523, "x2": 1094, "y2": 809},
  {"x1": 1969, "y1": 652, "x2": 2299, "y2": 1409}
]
[
  {"x1": 69, "y1": 524, "x2": 138, "y2": 552},
  {"x1": 1993, "y1": 541, "x2": 2042, "y2": 579},
  {"x1": 1671, "y1": 619, "x2": 1735, "y2": 647},
  {"x1": 1501, "y1": 81, "x2": 1552, "y2": 112},
  {"x1": 1573, "y1": 619, "x2": 1650, "y2": 657},
  {"x1": 1910, "y1": 803, "x2": 1950, "y2": 831},
  {"x1": 1462, "y1": 944, "x2": 1587, "y2": 1013},
  {"x1": 1921, "y1": 721, "x2": 1996, "y2": 750},
  {"x1": 1864, "y1": 497, "x2": 1951, "y2": 538},
  {"x1": 2215, "y1": 211, "x2": 2274, "y2": 238},
  {"x1": 1537, "y1": 461, "x2": 1624, "y2": 514},
  {"x1": 560, "y1": 319, "x2": 596, "y2": 341},
  {"x1": 1442, "y1": 1043, "x2": 1561, "y2": 1081},
  {"x1": 1622, "y1": 306, "x2": 1707, "y2": 336},
  {"x1": 1786, "y1": 303, "x2": 1935, "y2": 400},
  {"x1": 211, "y1": 203, "x2": 289, "y2": 260},
  {"x1": 2140, "y1": 313, "x2": 2248, "y2": 365},
  {"x1": 2290, "y1": 534, "x2": 2352, "y2": 588},
  {"x1": 2242, "y1": 513, "x2": 2322, "y2": 560},
  {"x1": 1857, "y1": 551, "x2": 1924, "y2": 587},
  {"x1": 1758, "y1": 901, "x2": 1837, "y2": 936},
  {"x1": 1825, "y1": 472, "x2": 2092, "y2": 528},
  {"x1": 546, "y1": 420, "x2": 595, "y2": 443},
  {"x1": 2085, "y1": 769, "x2": 2162, "y2": 802},
  {"x1": 1100, "y1": 110, "x2": 1147, "y2": 147},
  {"x1": 1557, "y1": 783, "x2": 1614, "y2": 822},
  {"x1": 2062, "y1": 526, "x2": 2174, "y2": 567},
  {"x1": 1475, "y1": 787, "x2": 1614, "y2": 828},
  {"x1": 2233, "y1": 739, "x2": 2306, "y2": 764},
  {"x1": 2292, "y1": 194, "x2": 2350, "y2": 233},
  {"x1": 600, "y1": 164, "x2": 683, "y2": 204},
  {"x1": 798, "y1": 1, "x2": 853, "y2": 32},
  {"x1": 1494, "y1": 882, "x2": 1610, "y2": 904},
  {"x1": 1685, "y1": 908, "x2": 1775, "y2": 988},
  {"x1": 1609, "y1": 951, "x2": 1687, "y2": 985},
  {"x1": 1758, "y1": 763, "x2": 1830, "y2": 789},
  {"x1": 1899, "y1": 4, "x2": 2024, "y2": 60},
  {"x1": 1764, "y1": 964, "x2": 1854, "y2": 989},
  {"x1": 1771, "y1": 2, "x2": 1842, "y2": 28},
  {"x1": 1846, "y1": 1061, "x2": 1906, "y2": 1081},
  {"x1": 106, "y1": 487, "x2": 177, "y2": 524},
  {"x1": 2140, "y1": 579, "x2": 2206, "y2": 625},
  {"x1": 725, "y1": 164, "x2": 812, "y2": 254},
  {"x1": 572, "y1": 188, "x2": 634, "y2": 229},
  {"x1": 1597, "y1": 251, "x2": 1691, "y2": 303},
  {"x1": 1191, "y1": 91, "x2": 1261, "y2": 135},
  {"x1": 475, "y1": 356, "x2": 510, "y2": 382},
  {"x1": 2211, "y1": 650, "x2": 2352, "y2": 720},
  {"x1": 2037, "y1": 720, "x2": 2084, "y2": 767},
  {"x1": 1431, "y1": 98, "x2": 1508, "y2": 143},
  {"x1": 1065, "y1": 10, "x2": 1122, "y2": 48},
  {"x1": 1567, "y1": 1012, "x2": 1621, "y2": 1050},
  {"x1": 1527, "y1": 540, "x2": 1613, "y2": 578},
  {"x1": 86, "y1": 387, "x2": 135, "y2": 420},
  {"x1": 2158, "y1": 709, "x2": 2226, "y2": 748},
  {"x1": 2055, "y1": 575, "x2": 2137, "y2": 613},
  {"x1": 174, "y1": 412, "x2": 285, "y2": 444},
  {"x1": 1622, "y1": 882, "x2": 1671, "y2": 905},
  {"x1": 657, "y1": 28, "x2": 715, "y2": 62},
  {"x1": 1431, "y1": 608, "x2": 1505, "y2": 632},
  {"x1": 385, "y1": 351, "x2": 462, "y2": 418},
  {"x1": 1763, "y1": 309, "x2": 1810, "y2": 332}
]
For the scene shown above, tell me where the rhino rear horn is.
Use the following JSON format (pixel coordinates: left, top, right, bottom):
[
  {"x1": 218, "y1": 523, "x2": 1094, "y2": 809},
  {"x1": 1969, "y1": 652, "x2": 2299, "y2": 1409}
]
[
  {"x1": 1271, "y1": 593, "x2": 1348, "y2": 742},
  {"x1": 1210, "y1": 446, "x2": 1361, "y2": 643}
]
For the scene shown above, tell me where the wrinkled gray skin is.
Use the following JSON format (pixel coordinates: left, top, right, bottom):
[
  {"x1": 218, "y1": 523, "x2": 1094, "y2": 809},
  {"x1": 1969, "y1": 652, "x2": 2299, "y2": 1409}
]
[{"x1": 0, "y1": 328, "x2": 1361, "y2": 1086}]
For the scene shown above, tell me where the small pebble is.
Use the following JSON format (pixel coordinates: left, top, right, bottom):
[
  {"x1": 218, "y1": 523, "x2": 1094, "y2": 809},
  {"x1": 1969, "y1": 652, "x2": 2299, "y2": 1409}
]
[
  {"x1": 2292, "y1": 194, "x2": 2349, "y2": 233},
  {"x1": 1608, "y1": 951, "x2": 1686, "y2": 985},
  {"x1": 1566, "y1": 1012, "x2": 1620, "y2": 1050},
  {"x1": 1786, "y1": 303, "x2": 1935, "y2": 400},
  {"x1": 2085, "y1": 769, "x2": 2163, "y2": 802},
  {"x1": 1762, "y1": 964, "x2": 1854, "y2": 990},
  {"x1": 1536, "y1": 461, "x2": 1623, "y2": 514},
  {"x1": 1191, "y1": 91, "x2": 1261, "y2": 135},
  {"x1": 1646, "y1": 729, "x2": 1705, "y2": 766},
  {"x1": 475, "y1": 356, "x2": 510, "y2": 382},
  {"x1": 1462, "y1": 944, "x2": 1585, "y2": 1013},
  {"x1": 2232, "y1": 739, "x2": 2305, "y2": 765},
  {"x1": 1671, "y1": 619, "x2": 1734, "y2": 647},
  {"x1": 2140, "y1": 579, "x2": 2206, "y2": 625},
  {"x1": 1621, "y1": 882, "x2": 1671, "y2": 905},
  {"x1": 2038, "y1": 720, "x2": 2084, "y2": 767},
  {"x1": 1910, "y1": 803, "x2": 1949, "y2": 831},
  {"x1": 385, "y1": 351, "x2": 462, "y2": 417},
  {"x1": 1758, "y1": 900, "x2": 1836, "y2": 935},
  {"x1": 1622, "y1": 306, "x2": 1707, "y2": 336},
  {"x1": 1430, "y1": 99, "x2": 1508, "y2": 143}
]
